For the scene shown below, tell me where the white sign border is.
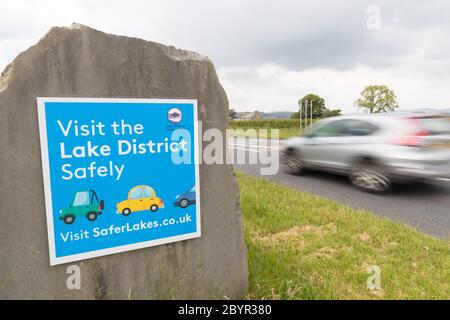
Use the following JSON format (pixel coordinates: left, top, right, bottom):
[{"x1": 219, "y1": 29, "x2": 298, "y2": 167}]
[{"x1": 37, "y1": 97, "x2": 201, "y2": 266}]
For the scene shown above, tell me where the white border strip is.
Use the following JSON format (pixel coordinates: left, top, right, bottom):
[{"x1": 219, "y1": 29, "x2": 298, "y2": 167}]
[{"x1": 37, "y1": 97, "x2": 201, "y2": 266}]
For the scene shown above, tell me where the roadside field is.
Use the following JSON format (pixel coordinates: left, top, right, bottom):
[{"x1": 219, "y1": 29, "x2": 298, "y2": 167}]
[
  {"x1": 229, "y1": 119, "x2": 310, "y2": 139},
  {"x1": 237, "y1": 172, "x2": 450, "y2": 299}
]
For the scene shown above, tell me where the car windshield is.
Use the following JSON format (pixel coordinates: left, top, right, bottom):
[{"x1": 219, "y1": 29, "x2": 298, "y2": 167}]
[
  {"x1": 73, "y1": 191, "x2": 90, "y2": 206},
  {"x1": 144, "y1": 186, "x2": 155, "y2": 198},
  {"x1": 311, "y1": 120, "x2": 347, "y2": 137},
  {"x1": 189, "y1": 186, "x2": 195, "y2": 193},
  {"x1": 306, "y1": 119, "x2": 378, "y2": 137},
  {"x1": 129, "y1": 187, "x2": 143, "y2": 199},
  {"x1": 304, "y1": 121, "x2": 325, "y2": 136}
]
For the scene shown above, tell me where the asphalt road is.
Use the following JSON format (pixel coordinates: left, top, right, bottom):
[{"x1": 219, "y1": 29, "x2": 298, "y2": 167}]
[{"x1": 229, "y1": 138, "x2": 450, "y2": 239}]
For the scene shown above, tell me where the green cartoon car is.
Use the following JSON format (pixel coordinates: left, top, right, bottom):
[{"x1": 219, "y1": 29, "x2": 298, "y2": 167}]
[{"x1": 59, "y1": 190, "x2": 104, "y2": 224}]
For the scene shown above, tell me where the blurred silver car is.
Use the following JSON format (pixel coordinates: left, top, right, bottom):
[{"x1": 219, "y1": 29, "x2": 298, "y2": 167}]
[{"x1": 283, "y1": 113, "x2": 450, "y2": 193}]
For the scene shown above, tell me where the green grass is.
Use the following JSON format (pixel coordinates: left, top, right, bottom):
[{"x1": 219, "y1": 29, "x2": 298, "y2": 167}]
[
  {"x1": 232, "y1": 128, "x2": 300, "y2": 140},
  {"x1": 228, "y1": 127, "x2": 302, "y2": 140},
  {"x1": 229, "y1": 119, "x2": 303, "y2": 129},
  {"x1": 228, "y1": 119, "x2": 315, "y2": 139},
  {"x1": 237, "y1": 172, "x2": 450, "y2": 300}
]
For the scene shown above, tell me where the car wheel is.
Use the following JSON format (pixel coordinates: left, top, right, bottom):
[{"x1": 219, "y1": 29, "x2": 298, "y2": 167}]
[
  {"x1": 150, "y1": 204, "x2": 158, "y2": 212},
  {"x1": 87, "y1": 212, "x2": 98, "y2": 221},
  {"x1": 63, "y1": 215, "x2": 75, "y2": 224},
  {"x1": 351, "y1": 164, "x2": 391, "y2": 193},
  {"x1": 282, "y1": 149, "x2": 304, "y2": 175},
  {"x1": 180, "y1": 199, "x2": 189, "y2": 208},
  {"x1": 122, "y1": 208, "x2": 131, "y2": 216}
]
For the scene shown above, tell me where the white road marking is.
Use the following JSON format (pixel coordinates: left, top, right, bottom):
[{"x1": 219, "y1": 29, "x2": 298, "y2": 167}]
[
  {"x1": 228, "y1": 143, "x2": 283, "y2": 150},
  {"x1": 231, "y1": 146, "x2": 260, "y2": 153}
]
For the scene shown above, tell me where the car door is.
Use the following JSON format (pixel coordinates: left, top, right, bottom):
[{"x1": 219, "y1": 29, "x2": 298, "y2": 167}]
[
  {"x1": 187, "y1": 186, "x2": 196, "y2": 204},
  {"x1": 72, "y1": 191, "x2": 91, "y2": 217},
  {"x1": 301, "y1": 120, "x2": 348, "y2": 169},
  {"x1": 302, "y1": 119, "x2": 378, "y2": 171},
  {"x1": 128, "y1": 186, "x2": 146, "y2": 211},
  {"x1": 143, "y1": 186, "x2": 156, "y2": 208}
]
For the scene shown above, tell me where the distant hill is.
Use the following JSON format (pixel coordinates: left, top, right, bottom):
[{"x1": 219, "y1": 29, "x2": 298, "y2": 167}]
[
  {"x1": 237, "y1": 108, "x2": 450, "y2": 119},
  {"x1": 234, "y1": 111, "x2": 294, "y2": 119},
  {"x1": 344, "y1": 108, "x2": 450, "y2": 116},
  {"x1": 407, "y1": 108, "x2": 450, "y2": 114},
  {"x1": 260, "y1": 111, "x2": 294, "y2": 119}
]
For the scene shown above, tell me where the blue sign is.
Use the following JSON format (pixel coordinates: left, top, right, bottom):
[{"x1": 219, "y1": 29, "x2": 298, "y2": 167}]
[{"x1": 37, "y1": 98, "x2": 200, "y2": 265}]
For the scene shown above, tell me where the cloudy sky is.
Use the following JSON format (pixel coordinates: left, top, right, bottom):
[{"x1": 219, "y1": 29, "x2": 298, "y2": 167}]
[{"x1": 1, "y1": 0, "x2": 449, "y2": 112}]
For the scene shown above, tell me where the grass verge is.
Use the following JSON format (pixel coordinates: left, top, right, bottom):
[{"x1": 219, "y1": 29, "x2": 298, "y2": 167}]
[
  {"x1": 228, "y1": 127, "x2": 301, "y2": 140},
  {"x1": 237, "y1": 172, "x2": 450, "y2": 299}
]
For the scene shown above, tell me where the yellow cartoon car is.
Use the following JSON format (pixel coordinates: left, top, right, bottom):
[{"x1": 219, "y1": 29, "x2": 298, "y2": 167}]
[{"x1": 116, "y1": 185, "x2": 164, "y2": 216}]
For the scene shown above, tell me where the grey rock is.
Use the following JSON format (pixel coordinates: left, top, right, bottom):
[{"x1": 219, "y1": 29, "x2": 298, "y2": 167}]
[{"x1": 0, "y1": 24, "x2": 248, "y2": 299}]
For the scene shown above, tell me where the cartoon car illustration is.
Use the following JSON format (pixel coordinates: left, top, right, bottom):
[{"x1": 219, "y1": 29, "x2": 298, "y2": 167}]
[
  {"x1": 116, "y1": 185, "x2": 164, "y2": 216},
  {"x1": 60, "y1": 190, "x2": 104, "y2": 224},
  {"x1": 174, "y1": 185, "x2": 196, "y2": 208}
]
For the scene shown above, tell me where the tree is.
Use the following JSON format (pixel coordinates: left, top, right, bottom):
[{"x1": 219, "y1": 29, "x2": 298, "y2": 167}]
[
  {"x1": 291, "y1": 93, "x2": 326, "y2": 119},
  {"x1": 354, "y1": 85, "x2": 399, "y2": 113},
  {"x1": 229, "y1": 108, "x2": 238, "y2": 119},
  {"x1": 323, "y1": 108, "x2": 342, "y2": 118}
]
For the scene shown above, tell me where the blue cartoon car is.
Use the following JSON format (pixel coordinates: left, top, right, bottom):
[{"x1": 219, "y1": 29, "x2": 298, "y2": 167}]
[{"x1": 174, "y1": 185, "x2": 196, "y2": 208}]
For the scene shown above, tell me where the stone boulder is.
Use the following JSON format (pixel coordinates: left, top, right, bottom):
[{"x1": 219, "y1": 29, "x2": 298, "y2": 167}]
[{"x1": 0, "y1": 24, "x2": 248, "y2": 299}]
